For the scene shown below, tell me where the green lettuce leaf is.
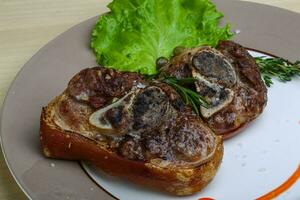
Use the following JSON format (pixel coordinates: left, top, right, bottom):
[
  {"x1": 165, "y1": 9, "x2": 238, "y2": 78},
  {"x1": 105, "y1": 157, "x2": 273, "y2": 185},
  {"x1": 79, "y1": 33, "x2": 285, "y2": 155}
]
[{"x1": 91, "y1": 0, "x2": 232, "y2": 75}]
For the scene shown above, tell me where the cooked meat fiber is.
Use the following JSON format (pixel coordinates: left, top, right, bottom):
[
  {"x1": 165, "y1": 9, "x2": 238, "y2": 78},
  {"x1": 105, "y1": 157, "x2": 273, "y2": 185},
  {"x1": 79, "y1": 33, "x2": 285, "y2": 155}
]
[
  {"x1": 53, "y1": 67, "x2": 219, "y2": 166},
  {"x1": 68, "y1": 67, "x2": 143, "y2": 108},
  {"x1": 162, "y1": 41, "x2": 267, "y2": 138}
]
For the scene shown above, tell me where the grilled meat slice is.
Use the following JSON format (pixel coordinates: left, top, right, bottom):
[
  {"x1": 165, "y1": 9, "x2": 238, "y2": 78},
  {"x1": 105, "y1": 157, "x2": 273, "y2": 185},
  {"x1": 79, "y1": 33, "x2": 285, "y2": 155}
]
[
  {"x1": 162, "y1": 41, "x2": 267, "y2": 138},
  {"x1": 40, "y1": 67, "x2": 223, "y2": 195}
]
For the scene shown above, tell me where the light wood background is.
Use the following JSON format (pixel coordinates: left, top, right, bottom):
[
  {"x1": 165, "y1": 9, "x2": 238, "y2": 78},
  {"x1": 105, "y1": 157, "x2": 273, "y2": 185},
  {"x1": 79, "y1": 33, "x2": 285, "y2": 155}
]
[{"x1": 0, "y1": 0, "x2": 299, "y2": 199}]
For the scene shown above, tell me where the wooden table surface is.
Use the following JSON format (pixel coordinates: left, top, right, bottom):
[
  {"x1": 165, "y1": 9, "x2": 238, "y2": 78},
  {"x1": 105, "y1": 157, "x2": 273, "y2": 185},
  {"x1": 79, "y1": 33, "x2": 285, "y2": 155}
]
[{"x1": 0, "y1": 0, "x2": 299, "y2": 199}]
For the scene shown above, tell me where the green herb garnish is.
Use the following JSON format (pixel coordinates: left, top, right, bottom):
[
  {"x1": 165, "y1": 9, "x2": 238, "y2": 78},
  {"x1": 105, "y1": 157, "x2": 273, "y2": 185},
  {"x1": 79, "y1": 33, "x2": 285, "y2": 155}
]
[
  {"x1": 255, "y1": 57, "x2": 300, "y2": 87},
  {"x1": 160, "y1": 76, "x2": 209, "y2": 115}
]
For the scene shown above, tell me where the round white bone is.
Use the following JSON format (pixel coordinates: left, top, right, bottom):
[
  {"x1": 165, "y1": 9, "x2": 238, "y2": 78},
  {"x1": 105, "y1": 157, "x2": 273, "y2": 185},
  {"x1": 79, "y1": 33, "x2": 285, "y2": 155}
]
[{"x1": 89, "y1": 91, "x2": 137, "y2": 131}]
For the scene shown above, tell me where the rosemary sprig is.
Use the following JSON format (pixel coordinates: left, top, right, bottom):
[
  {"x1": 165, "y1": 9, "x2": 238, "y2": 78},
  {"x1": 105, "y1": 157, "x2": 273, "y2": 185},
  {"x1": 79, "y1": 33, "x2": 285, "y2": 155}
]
[
  {"x1": 160, "y1": 76, "x2": 209, "y2": 115},
  {"x1": 255, "y1": 57, "x2": 300, "y2": 87}
]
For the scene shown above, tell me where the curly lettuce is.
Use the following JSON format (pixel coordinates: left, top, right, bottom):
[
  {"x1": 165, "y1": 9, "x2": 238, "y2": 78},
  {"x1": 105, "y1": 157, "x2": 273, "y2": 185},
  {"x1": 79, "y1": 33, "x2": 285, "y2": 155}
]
[{"x1": 91, "y1": 0, "x2": 232, "y2": 75}]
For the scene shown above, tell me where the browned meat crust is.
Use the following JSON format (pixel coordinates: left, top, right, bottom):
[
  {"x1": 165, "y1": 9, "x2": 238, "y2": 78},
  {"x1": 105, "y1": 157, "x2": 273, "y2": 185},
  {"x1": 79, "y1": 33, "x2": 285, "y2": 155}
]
[
  {"x1": 40, "y1": 67, "x2": 223, "y2": 195},
  {"x1": 40, "y1": 40, "x2": 266, "y2": 195},
  {"x1": 68, "y1": 67, "x2": 143, "y2": 108},
  {"x1": 40, "y1": 109, "x2": 223, "y2": 195},
  {"x1": 162, "y1": 41, "x2": 267, "y2": 138},
  {"x1": 53, "y1": 70, "x2": 219, "y2": 164}
]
